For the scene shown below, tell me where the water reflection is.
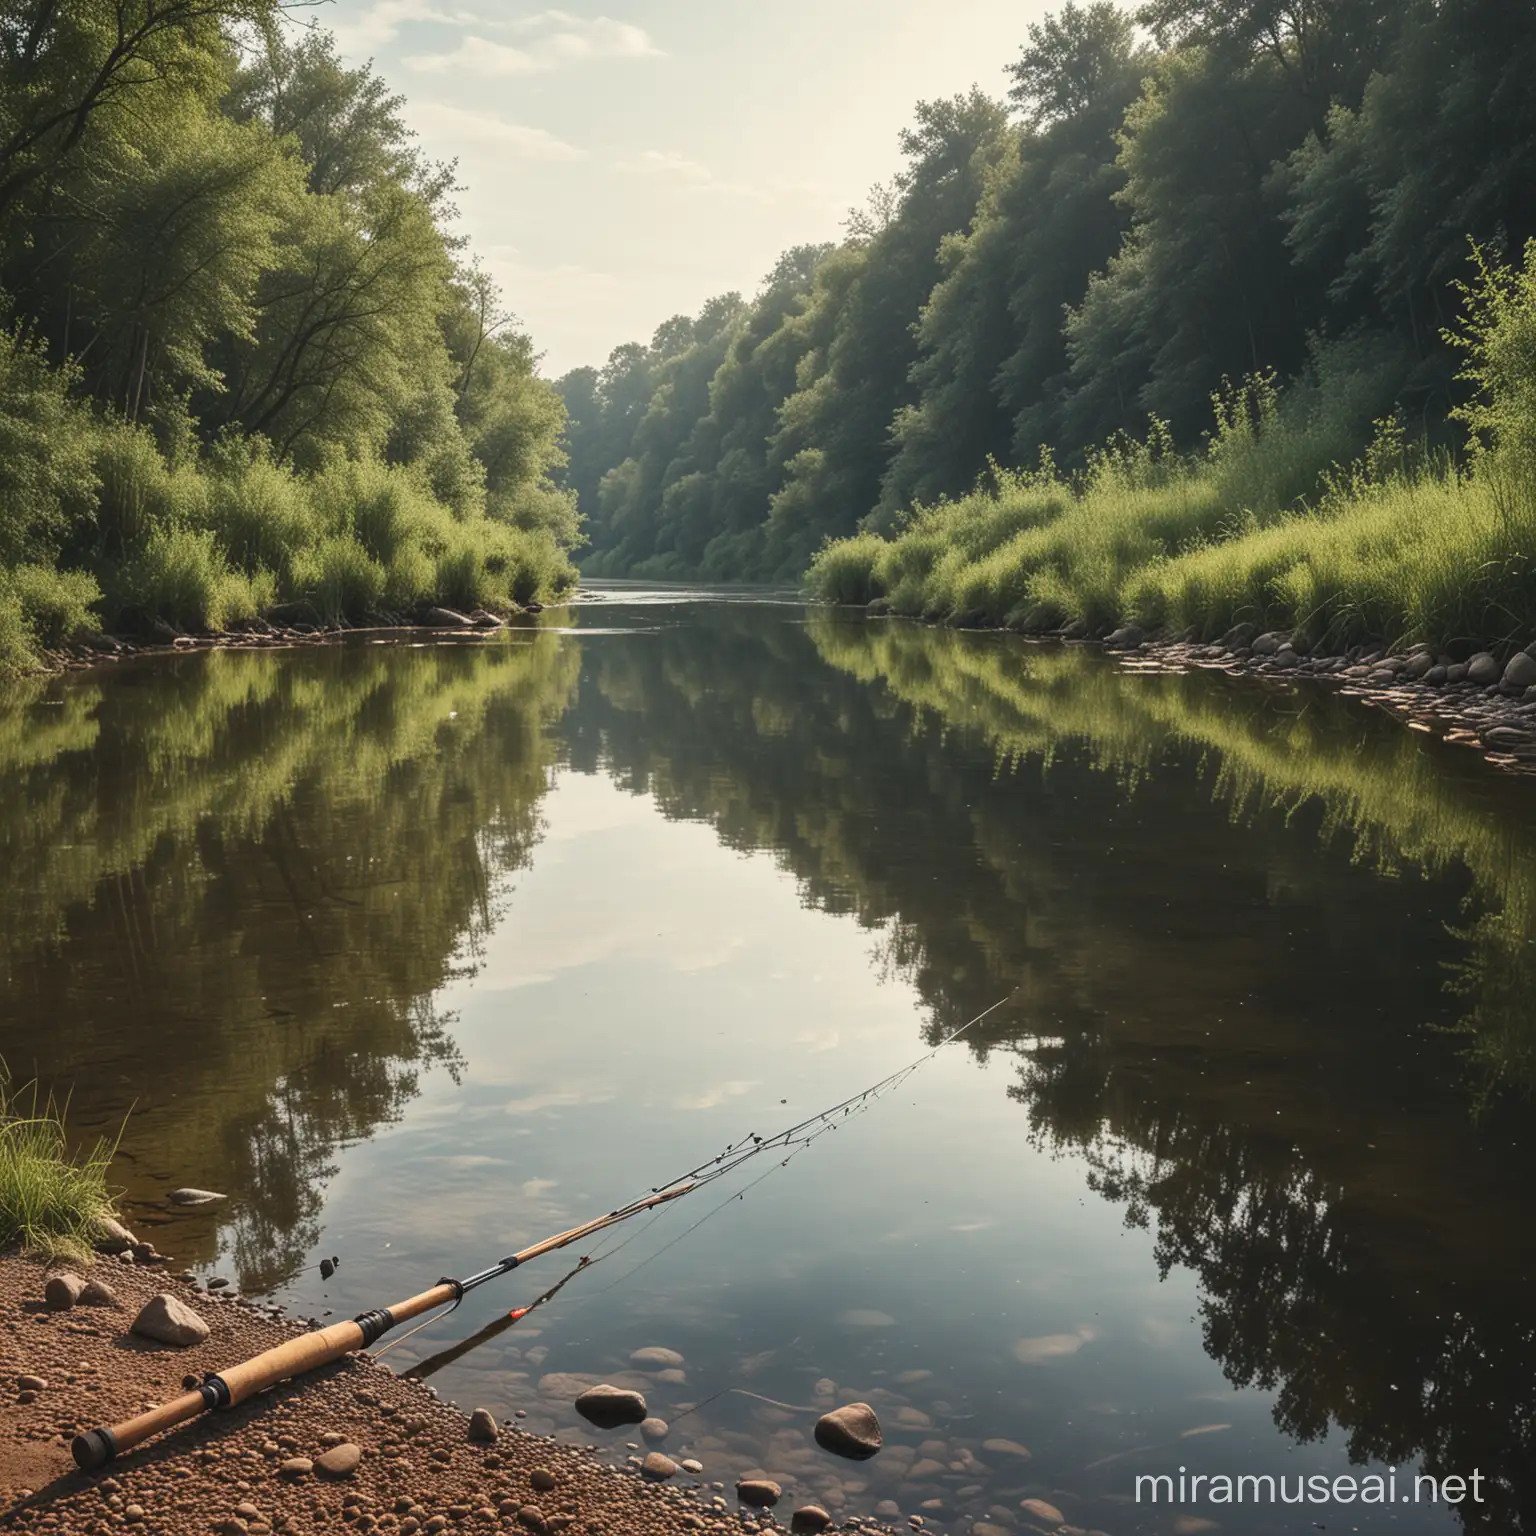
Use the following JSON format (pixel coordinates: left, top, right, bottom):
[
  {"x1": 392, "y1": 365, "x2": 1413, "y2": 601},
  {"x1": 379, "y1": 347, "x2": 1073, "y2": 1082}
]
[{"x1": 3, "y1": 602, "x2": 1536, "y2": 1529}]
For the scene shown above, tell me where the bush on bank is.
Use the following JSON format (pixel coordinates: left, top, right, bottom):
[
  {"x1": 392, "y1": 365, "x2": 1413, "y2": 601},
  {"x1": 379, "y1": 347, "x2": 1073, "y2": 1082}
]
[
  {"x1": 809, "y1": 243, "x2": 1536, "y2": 656},
  {"x1": 0, "y1": 1065, "x2": 120, "y2": 1262},
  {"x1": 0, "y1": 356, "x2": 578, "y2": 679}
]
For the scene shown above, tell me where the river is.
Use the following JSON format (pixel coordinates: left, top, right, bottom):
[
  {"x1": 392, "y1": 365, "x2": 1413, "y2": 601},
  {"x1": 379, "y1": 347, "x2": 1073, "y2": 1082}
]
[{"x1": 4, "y1": 588, "x2": 1535, "y2": 1533}]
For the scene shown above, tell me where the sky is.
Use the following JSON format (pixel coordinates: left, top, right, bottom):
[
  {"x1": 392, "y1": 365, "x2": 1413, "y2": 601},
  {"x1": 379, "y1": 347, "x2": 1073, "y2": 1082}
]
[{"x1": 321, "y1": 0, "x2": 1056, "y2": 377}]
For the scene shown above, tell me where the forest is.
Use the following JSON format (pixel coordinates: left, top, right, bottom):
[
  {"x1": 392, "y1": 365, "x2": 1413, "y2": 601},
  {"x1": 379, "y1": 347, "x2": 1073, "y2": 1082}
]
[
  {"x1": 563, "y1": 0, "x2": 1536, "y2": 650},
  {"x1": 0, "y1": 0, "x2": 581, "y2": 675}
]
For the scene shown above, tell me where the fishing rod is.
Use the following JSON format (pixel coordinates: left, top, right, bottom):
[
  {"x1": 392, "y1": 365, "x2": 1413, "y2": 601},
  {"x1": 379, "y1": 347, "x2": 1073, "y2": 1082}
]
[{"x1": 73, "y1": 996, "x2": 1009, "y2": 1472}]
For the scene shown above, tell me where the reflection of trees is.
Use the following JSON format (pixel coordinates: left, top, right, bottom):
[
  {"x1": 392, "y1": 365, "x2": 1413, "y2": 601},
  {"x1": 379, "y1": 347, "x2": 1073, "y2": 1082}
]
[
  {"x1": 566, "y1": 606, "x2": 1536, "y2": 1531},
  {"x1": 0, "y1": 637, "x2": 577, "y2": 1287}
]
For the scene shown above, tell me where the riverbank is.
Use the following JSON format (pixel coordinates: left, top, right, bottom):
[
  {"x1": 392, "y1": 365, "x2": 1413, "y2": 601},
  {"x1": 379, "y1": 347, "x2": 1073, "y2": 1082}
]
[
  {"x1": 847, "y1": 612, "x2": 1536, "y2": 777},
  {"x1": 19, "y1": 604, "x2": 564, "y2": 678},
  {"x1": 0, "y1": 1253, "x2": 842, "y2": 1536}
]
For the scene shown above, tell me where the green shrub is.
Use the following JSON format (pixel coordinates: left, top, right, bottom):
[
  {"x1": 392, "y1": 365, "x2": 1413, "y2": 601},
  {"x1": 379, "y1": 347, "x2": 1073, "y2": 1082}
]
[
  {"x1": 807, "y1": 533, "x2": 886, "y2": 605},
  {"x1": 93, "y1": 423, "x2": 208, "y2": 556},
  {"x1": 299, "y1": 535, "x2": 385, "y2": 624},
  {"x1": 203, "y1": 440, "x2": 317, "y2": 582},
  {"x1": 0, "y1": 1064, "x2": 121, "y2": 1262},
  {"x1": 0, "y1": 589, "x2": 34, "y2": 677},
  {"x1": 6, "y1": 565, "x2": 102, "y2": 646},
  {"x1": 109, "y1": 527, "x2": 242, "y2": 633}
]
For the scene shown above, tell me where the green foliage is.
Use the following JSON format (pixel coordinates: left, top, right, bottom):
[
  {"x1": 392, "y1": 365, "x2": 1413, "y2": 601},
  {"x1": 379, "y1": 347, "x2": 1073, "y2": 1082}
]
[
  {"x1": 4, "y1": 565, "x2": 102, "y2": 647},
  {"x1": 815, "y1": 248, "x2": 1536, "y2": 650},
  {"x1": 0, "y1": 15, "x2": 578, "y2": 655},
  {"x1": 0, "y1": 1064, "x2": 121, "y2": 1262}
]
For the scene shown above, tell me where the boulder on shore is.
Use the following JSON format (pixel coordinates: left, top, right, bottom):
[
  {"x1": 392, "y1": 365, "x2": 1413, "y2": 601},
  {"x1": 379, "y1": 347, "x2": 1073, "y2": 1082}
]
[
  {"x1": 573, "y1": 1384, "x2": 647, "y2": 1429},
  {"x1": 130, "y1": 1293, "x2": 210, "y2": 1347},
  {"x1": 94, "y1": 1217, "x2": 138, "y2": 1254},
  {"x1": 44, "y1": 1272, "x2": 86, "y2": 1311},
  {"x1": 814, "y1": 1402, "x2": 883, "y2": 1461}
]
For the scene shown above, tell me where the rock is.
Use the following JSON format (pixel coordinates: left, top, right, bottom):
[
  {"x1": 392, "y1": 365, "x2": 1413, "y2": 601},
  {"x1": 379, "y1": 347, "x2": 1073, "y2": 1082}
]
[
  {"x1": 642, "y1": 1453, "x2": 679, "y2": 1481},
  {"x1": 517, "y1": 1506, "x2": 547, "y2": 1533},
  {"x1": 469, "y1": 610, "x2": 503, "y2": 629},
  {"x1": 1104, "y1": 624, "x2": 1145, "y2": 650},
  {"x1": 791, "y1": 1508, "x2": 832, "y2": 1533},
  {"x1": 629, "y1": 1346, "x2": 685, "y2": 1369},
  {"x1": 971, "y1": 1525, "x2": 1011, "y2": 1536},
  {"x1": 208, "y1": 1277, "x2": 230, "y2": 1290},
  {"x1": 1222, "y1": 622, "x2": 1257, "y2": 647},
  {"x1": 981, "y1": 1438, "x2": 1032, "y2": 1459},
  {"x1": 1404, "y1": 651, "x2": 1435, "y2": 678},
  {"x1": 736, "y1": 1480, "x2": 782, "y2": 1508},
  {"x1": 574, "y1": 1384, "x2": 647, "y2": 1429},
  {"x1": 680, "y1": 1460, "x2": 704, "y2": 1475},
  {"x1": 1019, "y1": 1499, "x2": 1064, "y2": 1527},
  {"x1": 94, "y1": 1217, "x2": 138, "y2": 1254},
  {"x1": 1060, "y1": 619, "x2": 1091, "y2": 640},
  {"x1": 1272, "y1": 649, "x2": 1299, "y2": 669},
  {"x1": 530, "y1": 1469, "x2": 558, "y2": 1493},
  {"x1": 319, "y1": 1258, "x2": 337, "y2": 1280},
  {"x1": 44, "y1": 1272, "x2": 86, "y2": 1310},
  {"x1": 168, "y1": 1188, "x2": 227, "y2": 1206},
  {"x1": 423, "y1": 607, "x2": 475, "y2": 629},
  {"x1": 1251, "y1": 632, "x2": 1283, "y2": 656},
  {"x1": 1447, "y1": 662, "x2": 1470, "y2": 684},
  {"x1": 468, "y1": 1408, "x2": 499, "y2": 1444},
  {"x1": 79, "y1": 1280, "x2": 119, "y2": 1307},
  {"x1": 131, "y1": 1293, "x2": 210, "y2": 1347},
  {"x1": 16, "y1": 1374, "x2": 46, "y2": 1392},
  {"x1": 1426, "y1": 665, "x2": 1448, "y2": 684},
  {"x1": 875, "y1": 1502, "x2": 901, "y2": 1520},
  {"x1": 1503, "y1": 651, "x2": 1536, "y2": 689},
  {"x1": 1467, "y1": 652, "x2": 1500, "y2": 685},
  {"x1": 814, "y1": 1402, "x2": 882, "y2": 1461},
  {"x1": 316, "y1": 1443, "x2": 362, "y2": 1478},
  {"x1": 217, "y1": 1522, "x2": 247, "y2": 1536},
  {"x1": 1483, "y1": 725, "x2": 1535, "y2": 751},
  {"x1": 639, "y1": 1416, "x2": 670, "y2": 1443}
]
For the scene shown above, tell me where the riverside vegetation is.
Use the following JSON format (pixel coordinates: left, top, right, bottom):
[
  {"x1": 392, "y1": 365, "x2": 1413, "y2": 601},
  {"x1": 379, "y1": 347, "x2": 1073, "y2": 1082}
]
[
  {"x1": 0, "y1": 3, "x2": 579, "y2": 678},
  {"x1": 555, "y1": 0, "x2": 1536, "y2": 663}
]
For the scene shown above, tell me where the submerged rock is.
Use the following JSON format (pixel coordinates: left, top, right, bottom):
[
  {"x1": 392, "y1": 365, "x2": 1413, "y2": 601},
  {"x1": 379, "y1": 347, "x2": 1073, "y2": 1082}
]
[
  {"x1": 736, "y1": 1480, "x2": 782, "y2": 1508},
  {"x1": 641, "y1": 1453, "x2": 679, "y2": 1481},
  {"x1": 574, "y1": 1384, "x2": 647, "y2": 1429},
  {"x1": 639, "y1": 1417, "x2": 670, "y2": 1443},
  {"x1": 629, "y1": 1346, "x2": 684, "y2": 1369},
  {"x1": 1019, "y1": 1498, "x2": 1064, "y2": 1527},
  {"x1": 131, "y1": 1293, "x2": 210, "y2": 1347},
  {"x1": 167, "y1": 1188, "x2": 226, "y2": 1207},
  {"x1": 791, "y1": 1508, "x2": 832, "y2": 1533},
  {"x1": 814, "y1": 1402, "x2": 882, "y2": 1461}
]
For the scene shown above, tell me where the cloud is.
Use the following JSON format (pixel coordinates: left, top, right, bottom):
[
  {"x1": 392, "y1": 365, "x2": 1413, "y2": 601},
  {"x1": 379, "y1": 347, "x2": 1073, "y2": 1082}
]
[
  {"x1": 407, "y1": 10, "x2": 661, "y2": 74},
  {"x1": 676, "y1": 1079, "x2": 757, "y2": 1111},
  {"x1": 520, "y1": 1177, "x2": 558, "y2": 1198},
  {"x1": 504, "y1": 1087, "x2": 617, "y2": 1115},
  {"x1": 333, "y1": 0, "x2": 477, "y2": 56},
  {"x1": 616, "y1": 149, "x2": 770, "y2": 205},
  {"x1": 404, "y1": 102, "x2": 587, "y2": 161},
  {"x1": 1011, "y1": 1326, "x2": 1100, "y2": 1365}
]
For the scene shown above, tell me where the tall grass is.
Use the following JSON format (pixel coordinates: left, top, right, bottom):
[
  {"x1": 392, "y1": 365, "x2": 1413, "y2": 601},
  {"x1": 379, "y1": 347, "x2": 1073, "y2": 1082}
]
[
  {"x1": 809, "y1": 254, "x2": 1536, "y2": 654},
  {"x1": 0, "y1": 1064, "x2": 121, "y2": 1261}
]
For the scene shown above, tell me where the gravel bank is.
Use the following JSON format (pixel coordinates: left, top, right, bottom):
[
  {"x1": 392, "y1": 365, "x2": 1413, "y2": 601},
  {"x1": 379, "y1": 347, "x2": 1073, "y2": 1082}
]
[{"x1": 0, "y1": 1255, "x2": 850, "y2": 1536}]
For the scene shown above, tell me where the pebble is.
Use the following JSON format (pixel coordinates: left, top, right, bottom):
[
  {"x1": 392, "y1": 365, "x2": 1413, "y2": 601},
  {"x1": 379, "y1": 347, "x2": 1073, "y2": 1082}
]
[
  {"x1": 574, "y1": 1383, "x2": 648, "y2": 1428},
  {"x1": 981, "y1": 1438, "x2": 1032, "y2": 1459},
  {"x1": 316, "y1": 1443, "x2": 363, "y2": 1478},
  {"x1": 44, "y1": 1271, "x2": 86, "y2": 1310},
  {"x1": 16, "y1": 1373, "x2": 46, "y2": 1391},
  {"x1": 629, "y1": 1345, "x2": 685, "y2": 1369},
  {"x1": 680, "y1": 1459, "x2": 704, "y2": 1475},
  {"x1": 80, "y1": 1278, "x2": 119, "y2": 1307},
  {"x1": 530, "y1": 1467, "x2": 557, "y2": 1492},
  {"x1": 640, "y1": 1415, "x2": 670, "y2": 1443},
  {"x1": 641, "y1": 1452, "x2": 679, "y2": 1481},
  {"x1": 791, "y1": 1507, "x2": 832, "y2": 1533},
  {"x1": 736, "y1": 1480, "x2": 782, "y2": 1508},
  {"x1": 467, "y1": 1407, "x2": 498, "y2": 1443},
  {"x1": 814, "y1": 1402, "x2": 883, "y2": 1460},
  {"x1": 1019, "y1": 1498, "x2": 1064, "y2": 1527},
  {"x1": 130, "y1": 1292, "x2": 211, "y2": 1346}
]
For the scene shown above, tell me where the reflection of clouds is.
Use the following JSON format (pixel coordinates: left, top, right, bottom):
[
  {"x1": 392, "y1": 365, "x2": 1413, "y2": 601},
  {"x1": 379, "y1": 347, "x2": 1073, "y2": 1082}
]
[
  {"x1": 1012, "y1": 1325, "x2": 1099, "y2": 1364},
  {"x1": 521, "y1": 1177, "x2": 558, "y2": 1197},
  {"x1": 504, "y1": 1088, "x2": 616, "y2": 1115},
  {"x1": 419, "y1": 1154, "x2": 509, "y2": 1168},
  {"x1": 1137, "y1": 1316, "x2": 1181, "y2": 1347},
  {"x1": 949, "y1": 1219, "x2": 994, "y2": 1233},
  {"x1": 677, "y1": 1079, "x2": 756, "y2": 1110},
  {"x1": 793, "y1": 1029, "x2": 841, "y2": 1054}
]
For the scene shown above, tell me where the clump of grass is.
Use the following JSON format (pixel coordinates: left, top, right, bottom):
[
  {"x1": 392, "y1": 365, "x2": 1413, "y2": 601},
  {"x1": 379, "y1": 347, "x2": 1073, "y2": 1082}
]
[{"x1": 0, "y1": 1064, "x2": 121, "y2": 1262}]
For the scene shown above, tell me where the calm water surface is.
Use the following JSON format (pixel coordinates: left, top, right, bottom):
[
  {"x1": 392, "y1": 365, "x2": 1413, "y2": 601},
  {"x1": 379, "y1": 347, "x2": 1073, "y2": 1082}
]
[{"x1": 5, "y1": 590, "x2": 1536, "y2": 1535}]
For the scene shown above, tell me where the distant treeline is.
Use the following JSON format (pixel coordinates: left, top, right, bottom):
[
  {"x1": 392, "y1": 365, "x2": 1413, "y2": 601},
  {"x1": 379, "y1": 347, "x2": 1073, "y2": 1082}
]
[
  {"x1": 1, "y1": 2, "x2": 579, "y2": 676},
  {"x1": 559, "y1": 0, "x2": 1536, "y2": 586}
]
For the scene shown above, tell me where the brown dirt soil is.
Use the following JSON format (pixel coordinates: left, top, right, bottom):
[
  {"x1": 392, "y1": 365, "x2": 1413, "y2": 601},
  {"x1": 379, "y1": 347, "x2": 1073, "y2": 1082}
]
[{"x1": 0, "y1": 1254, "x2": 815, "y2": 1536}]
